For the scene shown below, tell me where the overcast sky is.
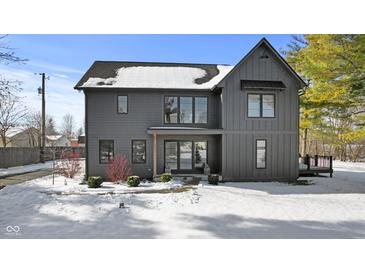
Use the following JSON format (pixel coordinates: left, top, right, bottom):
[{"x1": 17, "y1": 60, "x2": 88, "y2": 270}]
[{"x1": 0, "y1": 34, "x2": 296, "y2": 131}]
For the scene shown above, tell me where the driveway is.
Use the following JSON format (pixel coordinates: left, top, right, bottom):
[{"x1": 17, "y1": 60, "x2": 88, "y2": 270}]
[{"x1": 0, "y1": 169, "x2": 53, "y2": 188}]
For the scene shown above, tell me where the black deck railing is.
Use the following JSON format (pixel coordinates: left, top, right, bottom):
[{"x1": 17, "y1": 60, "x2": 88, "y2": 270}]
[{"x1": 299, "y1": 154, "x2": 333, "y2": 177}]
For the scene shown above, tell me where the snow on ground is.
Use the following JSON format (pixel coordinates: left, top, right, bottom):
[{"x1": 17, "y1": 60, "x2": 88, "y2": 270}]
[
  {"x1": 0, "y1": 160, "x2": 365, "y2": 239},
  {"x1": 0, "y1": 161, "x2": 53, "y2": 177}
]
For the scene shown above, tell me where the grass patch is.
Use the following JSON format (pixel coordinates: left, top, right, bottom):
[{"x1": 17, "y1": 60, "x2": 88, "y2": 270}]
[{"x1": 40, "y1": 186, "x2": 196, "y2": 196}]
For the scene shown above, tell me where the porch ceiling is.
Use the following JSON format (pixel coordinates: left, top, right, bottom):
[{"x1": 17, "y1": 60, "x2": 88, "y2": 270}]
[{"x1": 147, "y1": 127, "x2": 223, "y2": 135}]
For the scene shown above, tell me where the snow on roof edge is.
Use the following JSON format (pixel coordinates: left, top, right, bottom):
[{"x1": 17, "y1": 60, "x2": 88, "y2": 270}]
[{"x1": 79, "y1": 64, "x2": 233, "y2": 90}]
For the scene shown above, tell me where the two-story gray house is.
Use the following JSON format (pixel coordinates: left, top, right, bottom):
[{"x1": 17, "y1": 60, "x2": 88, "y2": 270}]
[{"x1": 75, "y1": 38, "x2": 306, "y2": 181}]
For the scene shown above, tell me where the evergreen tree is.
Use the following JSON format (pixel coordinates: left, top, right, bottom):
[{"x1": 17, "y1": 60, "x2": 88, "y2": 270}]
[{"x1": 286, "y1": 35, "x2": 365, "y2": 160}]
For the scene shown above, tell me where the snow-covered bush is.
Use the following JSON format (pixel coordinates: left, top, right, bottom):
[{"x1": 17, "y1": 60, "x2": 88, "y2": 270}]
[
  {"x1": 88, "y1": 176, "x2": 103, "y2": 188},
  {"x1": 160, "y1": 173, "x2": 172, "y2": 182},
  {"x1": 55, "y1": 152, "x2": 81, "y2": 178},
  {"x1": 105, "y1": 154, "x2": 132, "y2": 183},
  {"x1": 127, "y1": 176, "x2": 140, "y2": 187},
  {"x1": 208, "y1": 175, "x2": 219, "y2": 185}
]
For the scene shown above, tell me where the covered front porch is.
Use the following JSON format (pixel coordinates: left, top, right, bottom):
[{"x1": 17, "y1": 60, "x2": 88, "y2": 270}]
[{"x1": 147, "y1": 127, "x2": 223, "y2": 178}]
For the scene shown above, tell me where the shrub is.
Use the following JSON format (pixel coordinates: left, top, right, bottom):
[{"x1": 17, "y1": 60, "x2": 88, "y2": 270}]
[
  {"x1": 88, "y1": 176, "x2": 103, "y2": 188},
  {"x1": 55, "y1": 152, "x2": 81, "y2": 178},
  {"x1": 105, "y1": 154, "x2": 132, "y2": 183},
  {"x1": 160, "y1": 173, "x2": 172, "y2": 182},
  {"x1": 127, "y1": 176, "x2": 140, "y2": 187},
  {"x1": 208, "y1": 175, "x2": 219, "y2": 185}
]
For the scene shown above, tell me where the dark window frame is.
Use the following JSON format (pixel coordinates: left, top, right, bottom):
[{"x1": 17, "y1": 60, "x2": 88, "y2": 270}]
[
  {"x1": 164, "y1": 96, "x2": 179, "y2": 124},
  {"x1": 255, "y1": 139, "x2": 267, "y2": 169},
  {"x1": 247, "y1": 93, "x2": 276, "y2": 118},
  {"x1": 131, "y1": 139, "x2": 147, "y2": 164},
  {"x1": 194, "y1": 96, "x2": 208, "y2": 124},
  {"x1": 163, "y1": 140, "x2": 208, "y2": 172},
  {"x1": 99, "y1": 139, "x2": 114, "y2": 164},
  {"x1": 117, "y1": 95, "x2": 128, "y2": 114},
  {"x1": 179, "y1": 96, "x2": 193, "y2": 124},
  {"x1": 163, "y1": 96, "x2": 208, "y2": 125},
  {"x1": 193, "y1": 140, "x2": 208, "y2": 169}
]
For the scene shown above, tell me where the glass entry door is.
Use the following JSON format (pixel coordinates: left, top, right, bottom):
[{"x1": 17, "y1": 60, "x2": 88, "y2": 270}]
[
  {"x1": 164, "y1": 140, "x2": 207, "y2": 172},
  {"x1": 179, "y1": 141, "x2": 193, "y2": 170}
]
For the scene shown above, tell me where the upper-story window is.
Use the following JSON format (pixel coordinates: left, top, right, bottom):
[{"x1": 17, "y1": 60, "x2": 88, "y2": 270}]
[
  {"x1": 164, "y1": 96, "x2": 208, "y2": 124},
  {"x1": 195, "y1": 97, "x2": 208, "y2": 123},
  {"x1": 164, "y1": 96, "x2": 178, "y2": 123},
  {"x1": 117, "y1": 95, "x2": 128, "y2": 114},
  {"x1": 180, "y1": 97, "x2": 193, "y2": 123},
  {"x1": 248, "y1": 94, "x2": 275, "y2": 118}
]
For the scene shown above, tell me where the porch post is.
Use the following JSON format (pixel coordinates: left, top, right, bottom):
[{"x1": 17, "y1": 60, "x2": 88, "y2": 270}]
[{"x1": 153, "y1": 133, "x2": 157, "y2": 177}]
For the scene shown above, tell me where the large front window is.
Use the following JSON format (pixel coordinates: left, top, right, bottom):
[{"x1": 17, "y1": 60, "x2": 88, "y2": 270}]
[
  {"x1": 164, "y1": 140, "x2": 207, "y2": 171},
  {"x1": 164, "y1": 96, "x2": 208, "y2": 124},
  {"x1": 248, "y1": 94, "x2": 275, "y2": 118},
  {"x1": 99, "y1": 140, "x2": 114, "y2": 164},
  {"x1": 194, "y1": 141, "x2": 207, "y2": 168}
]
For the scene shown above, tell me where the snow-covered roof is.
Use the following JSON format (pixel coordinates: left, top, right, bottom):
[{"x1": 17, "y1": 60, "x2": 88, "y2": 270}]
[
  {"x1": 46, "y1": 135, "x2": 63, "y2": 141},
  {"x1": 5, "y1": 127, "x2": 27, "y2": 138},
  {"x1": 75, "y1": 61, "x2": 233, "y2": 90}
]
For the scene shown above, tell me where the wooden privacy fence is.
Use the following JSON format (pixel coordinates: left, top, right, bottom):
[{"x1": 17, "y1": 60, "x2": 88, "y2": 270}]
[{"x1": 0, "y1": 147, "x2": 85, "y2": 168}]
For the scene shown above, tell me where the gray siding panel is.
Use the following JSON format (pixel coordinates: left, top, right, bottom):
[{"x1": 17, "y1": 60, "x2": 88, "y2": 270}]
[
  {"x1": 221, "y1": 43, "x2": 300, "y2": 181},
  {"x1": 86, "y1": 89, "x2": 221, "y2": 178}
]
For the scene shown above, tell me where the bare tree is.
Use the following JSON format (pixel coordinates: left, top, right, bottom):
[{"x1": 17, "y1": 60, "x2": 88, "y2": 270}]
[
  {"x1": 24, "y1": 111, "x2": 42, "y2": 147},
  {"x1": 0, "y1": 94, "x2": 27, "y2": 147},
  {"x1": 61, "y1": 113, "x2": 75, "y2": 140},
  {"x1": 0, "y1": 77, "x2": 22, "y2": 98},
  {"x1": 0, "y1": 35, "x2": 27, "y2": 98},
  {"x1": 23, "y1": 111, "x2": 56, "y2": 147}
]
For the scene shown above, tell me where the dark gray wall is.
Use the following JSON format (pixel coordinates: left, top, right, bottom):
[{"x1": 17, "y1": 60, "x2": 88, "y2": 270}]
[
  {"x1": 86, "y1": 88, "x2": 220, "y2": 178},
  {"x1": 219, "y1": 43, "x2": 301, "y2": 181},
  {"x1": 85, "y1": 43, "x2": 301, "y2": 181}
]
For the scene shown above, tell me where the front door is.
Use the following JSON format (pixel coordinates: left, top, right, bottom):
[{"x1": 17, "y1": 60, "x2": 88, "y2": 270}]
[{"x1": 164, "y1": 140, "x2": 207, "y2": 173}]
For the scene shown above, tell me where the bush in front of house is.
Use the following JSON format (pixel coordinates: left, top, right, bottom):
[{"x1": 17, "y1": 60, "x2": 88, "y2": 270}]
[
  {"x1": 127, "y1": 175, "x2": 140, "y2": 187},
  {"x1": 208, "y1": 175, "x2": 219, "y2": 185},
  {"x1": 105, "y1": 154, "x2": 132, "y2": 183},
  {"x1": 160, "y1": 173, "x2": 172, "y2": 183},
  {"x1": 55, "y1": 152, "x2": 81, "y2": 178},
  {"x1": 88, "y1": 176, "x2": 103, "y2": 188}
]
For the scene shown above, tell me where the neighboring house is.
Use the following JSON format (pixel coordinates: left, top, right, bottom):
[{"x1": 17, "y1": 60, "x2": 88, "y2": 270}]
[
  {"x1": 46, "y1": 135, "x2": 70, "y2": 147},
  {"x1": 0, "y1": 127, "x2": 38, "y2": 147},
  {"x1": 75, "y1": 38, "x2": 306, "y2": 181},
  {"x1": 77, "y1": 134, "x2": 86, "y2": 147}
]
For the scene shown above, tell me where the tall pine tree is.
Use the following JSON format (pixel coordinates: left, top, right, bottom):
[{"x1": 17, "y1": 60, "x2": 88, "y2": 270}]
[{"x1": 285, "y1": 35, "x2": 365, "y2": 160}]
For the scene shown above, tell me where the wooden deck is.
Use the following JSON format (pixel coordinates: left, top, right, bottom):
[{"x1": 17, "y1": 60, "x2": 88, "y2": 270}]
[{"x1": 299, "y1": 155, "x2": 333, "y2": 177}]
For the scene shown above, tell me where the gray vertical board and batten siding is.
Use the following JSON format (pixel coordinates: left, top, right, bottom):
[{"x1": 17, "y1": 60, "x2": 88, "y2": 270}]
[
  {"x1": 85, "y1": 88, "x2": 220, "y2": 178},
  {"x1": 220, "y1": 43, "x2": 301, "y2": 181}
]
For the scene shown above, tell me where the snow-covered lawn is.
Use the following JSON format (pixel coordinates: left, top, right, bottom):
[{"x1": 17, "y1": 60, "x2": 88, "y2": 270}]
[{"x1": 1, "y1": 161, "x2": 365, "y2": 238}]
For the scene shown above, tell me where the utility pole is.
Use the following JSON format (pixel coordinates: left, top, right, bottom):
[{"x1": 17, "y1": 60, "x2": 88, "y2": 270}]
[{"x1": 37, "y1": 73, "x2": 47, "y2": 163}]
